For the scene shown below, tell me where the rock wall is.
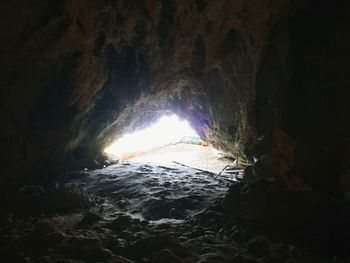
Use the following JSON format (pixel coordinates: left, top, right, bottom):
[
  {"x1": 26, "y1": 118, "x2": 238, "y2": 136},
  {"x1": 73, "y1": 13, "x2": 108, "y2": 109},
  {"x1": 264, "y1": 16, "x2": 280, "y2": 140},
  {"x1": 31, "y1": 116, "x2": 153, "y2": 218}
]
[{"x1": 0, "y1": 0, "x2": 349, "y2": 189}]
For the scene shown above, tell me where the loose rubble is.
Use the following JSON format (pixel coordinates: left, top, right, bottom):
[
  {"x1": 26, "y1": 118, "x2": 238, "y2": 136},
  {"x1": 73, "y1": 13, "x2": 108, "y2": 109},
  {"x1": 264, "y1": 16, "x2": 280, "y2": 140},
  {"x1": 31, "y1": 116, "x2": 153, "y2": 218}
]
[{"x1": 0, "y1": 159, "x2": 348, "y2": 262}]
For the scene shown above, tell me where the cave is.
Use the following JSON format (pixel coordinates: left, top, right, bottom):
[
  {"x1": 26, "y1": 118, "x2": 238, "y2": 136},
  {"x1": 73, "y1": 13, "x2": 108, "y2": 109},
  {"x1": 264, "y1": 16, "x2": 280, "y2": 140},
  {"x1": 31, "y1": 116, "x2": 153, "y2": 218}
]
[{"x1": 1, "y1": 0, "x2": 350, "y2": 262}]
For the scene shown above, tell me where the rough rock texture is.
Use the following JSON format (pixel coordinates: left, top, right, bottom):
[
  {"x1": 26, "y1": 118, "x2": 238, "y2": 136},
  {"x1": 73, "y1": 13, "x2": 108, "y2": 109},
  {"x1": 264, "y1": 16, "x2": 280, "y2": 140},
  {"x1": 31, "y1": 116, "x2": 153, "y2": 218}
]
[
  {"x1": 1, "y1": 0, "x2": 350, "y2": 191},
  {"x1": 224, "y1": 130, "x2": 350, "y2": 256},
  {"x1": 1, "y1": 162, "x2": 344, "y2": 262}
]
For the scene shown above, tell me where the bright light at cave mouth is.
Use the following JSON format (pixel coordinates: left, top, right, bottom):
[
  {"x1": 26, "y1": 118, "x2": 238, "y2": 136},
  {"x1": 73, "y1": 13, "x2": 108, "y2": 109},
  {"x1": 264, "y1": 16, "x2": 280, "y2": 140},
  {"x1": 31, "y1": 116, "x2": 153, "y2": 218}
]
[{"x1": 104, "y1": 114, "x2": 201, "y2": 159}]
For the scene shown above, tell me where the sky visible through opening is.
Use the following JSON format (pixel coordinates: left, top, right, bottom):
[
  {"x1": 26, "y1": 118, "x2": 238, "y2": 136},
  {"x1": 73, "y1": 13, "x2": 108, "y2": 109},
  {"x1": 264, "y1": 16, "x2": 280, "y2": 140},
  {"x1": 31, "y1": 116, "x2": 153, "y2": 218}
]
[{"x1": 104, "y1": 114, "x2": 200, "y2": 159}]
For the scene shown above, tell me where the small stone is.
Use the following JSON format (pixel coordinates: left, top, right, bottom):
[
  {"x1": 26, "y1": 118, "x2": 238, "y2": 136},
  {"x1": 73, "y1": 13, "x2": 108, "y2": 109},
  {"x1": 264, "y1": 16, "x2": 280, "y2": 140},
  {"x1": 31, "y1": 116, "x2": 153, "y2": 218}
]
[
  {"x1": 140, "y1": 220, "x2": 149, "y2": 225},
  {"x1": 79, "y1": 212, "x2": 102, "y2": 226},
  {"x1": 118, "y1": 230, "x2": 136, "y2": 240},
  {"x1": 108, "y1": 214, "x2": 133, "y2": 232},
  {"x1": 163, "y1": 181, "x2": 171, "y2": 187},
  {"x1": 116, "y1": 200, "x2": 129, "y2": 208}
]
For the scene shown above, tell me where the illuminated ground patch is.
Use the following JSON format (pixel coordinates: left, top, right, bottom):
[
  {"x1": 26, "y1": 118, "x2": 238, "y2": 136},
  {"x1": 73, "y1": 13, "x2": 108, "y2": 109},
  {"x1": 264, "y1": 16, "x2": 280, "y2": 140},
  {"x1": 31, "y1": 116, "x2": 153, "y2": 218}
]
[{"x1": 104, "y1": 114, "x2": 202, "y2": 159}]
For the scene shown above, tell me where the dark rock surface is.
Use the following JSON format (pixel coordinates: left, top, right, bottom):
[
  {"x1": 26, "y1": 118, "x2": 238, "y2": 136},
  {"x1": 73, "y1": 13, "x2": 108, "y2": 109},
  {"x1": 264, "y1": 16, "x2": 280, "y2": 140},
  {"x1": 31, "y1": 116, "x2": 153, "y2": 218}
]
[
  {"x1": 0, "y1": 162, "x2": 347, "y2": 262},
  {"x1": 0, "y1": 0, "x2": 350, "y2": 262},
  {"x1": 224, "y1": 130, "x2": 350, "y2": 257},
  {"x1": 1, "y1": 0, "x2": 349, "y2": 189}
]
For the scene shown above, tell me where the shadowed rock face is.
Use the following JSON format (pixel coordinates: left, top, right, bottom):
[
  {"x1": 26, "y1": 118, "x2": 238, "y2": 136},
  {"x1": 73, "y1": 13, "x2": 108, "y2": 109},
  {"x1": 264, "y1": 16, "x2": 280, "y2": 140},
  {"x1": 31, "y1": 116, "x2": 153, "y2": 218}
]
[{"x1": 0, "y1": 0, "x2": 349, "y2": 188}]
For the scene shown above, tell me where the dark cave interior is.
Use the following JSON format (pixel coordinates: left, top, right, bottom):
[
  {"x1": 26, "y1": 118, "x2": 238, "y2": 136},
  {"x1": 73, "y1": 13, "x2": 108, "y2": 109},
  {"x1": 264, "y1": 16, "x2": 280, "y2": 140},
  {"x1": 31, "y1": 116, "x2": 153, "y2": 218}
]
[{"x1": 1, "y1": 0, "x2": 350, "y2": 262}]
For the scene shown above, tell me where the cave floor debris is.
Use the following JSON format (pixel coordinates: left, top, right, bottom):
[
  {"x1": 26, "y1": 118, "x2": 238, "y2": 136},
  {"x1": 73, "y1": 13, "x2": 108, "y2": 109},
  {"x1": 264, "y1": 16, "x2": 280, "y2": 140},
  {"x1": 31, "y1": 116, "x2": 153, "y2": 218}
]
[
  {"x1": 82, "y1": 161, "x2": 230, "y2": 221},
  {"x1": 0, "y1": 162, "x2": 342, "y2": 263}
]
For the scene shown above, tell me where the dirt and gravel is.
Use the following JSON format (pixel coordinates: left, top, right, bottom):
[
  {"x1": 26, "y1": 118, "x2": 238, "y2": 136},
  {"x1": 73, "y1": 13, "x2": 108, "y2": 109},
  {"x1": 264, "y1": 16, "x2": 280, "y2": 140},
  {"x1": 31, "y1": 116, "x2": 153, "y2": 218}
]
[{"x1": 0, "y1": 161, "x2": 344, "y2": 263}]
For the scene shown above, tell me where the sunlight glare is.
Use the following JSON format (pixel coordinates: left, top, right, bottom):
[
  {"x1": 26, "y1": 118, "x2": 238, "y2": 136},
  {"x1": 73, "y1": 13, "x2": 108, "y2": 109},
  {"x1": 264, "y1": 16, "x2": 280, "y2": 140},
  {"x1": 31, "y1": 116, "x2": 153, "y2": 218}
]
[{"x1": 104, "y1": 115, "x2": 200, "y2": 159}]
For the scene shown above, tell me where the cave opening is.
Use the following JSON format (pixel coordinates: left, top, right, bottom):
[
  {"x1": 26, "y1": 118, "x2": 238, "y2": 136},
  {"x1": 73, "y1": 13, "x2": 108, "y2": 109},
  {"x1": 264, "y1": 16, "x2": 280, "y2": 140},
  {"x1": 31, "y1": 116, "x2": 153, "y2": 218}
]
[
  {"x1": 103, "y1": 113, "x2": 232, "y2": 173},
  {"x1": 104, "y1": 114, "x2": 201, "y2": 159},
  {"x1": 1, "y1": 0, "x2": 350, "y2": 262}
]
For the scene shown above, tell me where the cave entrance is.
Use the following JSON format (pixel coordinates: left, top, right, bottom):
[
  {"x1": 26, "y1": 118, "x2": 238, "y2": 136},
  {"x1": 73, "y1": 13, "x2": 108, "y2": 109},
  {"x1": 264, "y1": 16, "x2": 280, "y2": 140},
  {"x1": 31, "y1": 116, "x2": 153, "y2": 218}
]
[{"x1": 104, "y1": 114, "x2": 231, "y2": 173}]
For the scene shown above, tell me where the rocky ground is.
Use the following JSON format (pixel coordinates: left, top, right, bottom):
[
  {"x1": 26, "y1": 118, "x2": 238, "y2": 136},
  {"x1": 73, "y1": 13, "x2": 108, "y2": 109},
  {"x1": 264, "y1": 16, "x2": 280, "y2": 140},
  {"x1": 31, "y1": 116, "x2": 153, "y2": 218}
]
[{"x1": 0, "y1": 161, "x2": 347, "y2": 263}]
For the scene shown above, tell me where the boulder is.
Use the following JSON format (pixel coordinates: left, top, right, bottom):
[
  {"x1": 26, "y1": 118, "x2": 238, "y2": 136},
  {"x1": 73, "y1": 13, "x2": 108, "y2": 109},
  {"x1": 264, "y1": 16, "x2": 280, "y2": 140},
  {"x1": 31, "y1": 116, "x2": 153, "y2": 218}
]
[
  {"x1": 51, "y1": 185, "x2": 92, "y2": 213},
  {"x1": 251, "y1": 129, "x2": 296, "y2": 176},
  {"x1": 261, "y1": 130, "x2": 296, "y2": 175},
  {"x1": 14, "y1": 184, "x2": 92, "y2": 216},
  {"x1": 107, "y1": 214, "x2": 137, "y2": 232},
  {"x1": 79, "y1": 211, "x2": 102, "y2": 226}
]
